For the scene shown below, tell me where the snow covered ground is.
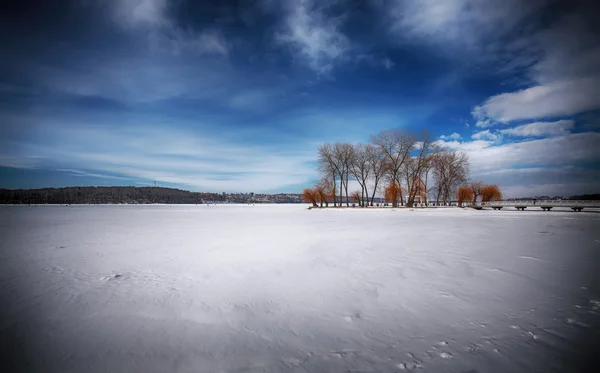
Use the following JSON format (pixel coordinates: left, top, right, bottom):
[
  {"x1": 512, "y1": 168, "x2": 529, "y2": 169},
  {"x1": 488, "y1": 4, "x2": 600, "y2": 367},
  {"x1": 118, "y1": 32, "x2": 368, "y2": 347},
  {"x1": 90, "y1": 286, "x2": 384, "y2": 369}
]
[{"x1": 1, "y1": 204, "x2": 598, "y2": 372}]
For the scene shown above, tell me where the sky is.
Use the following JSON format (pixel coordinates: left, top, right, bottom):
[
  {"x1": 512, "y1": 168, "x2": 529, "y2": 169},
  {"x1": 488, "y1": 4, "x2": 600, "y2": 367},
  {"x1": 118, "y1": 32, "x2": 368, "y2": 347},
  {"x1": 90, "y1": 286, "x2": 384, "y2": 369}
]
[{"x1": 1, "y1": 0, "x2": 599, "y2": 197}]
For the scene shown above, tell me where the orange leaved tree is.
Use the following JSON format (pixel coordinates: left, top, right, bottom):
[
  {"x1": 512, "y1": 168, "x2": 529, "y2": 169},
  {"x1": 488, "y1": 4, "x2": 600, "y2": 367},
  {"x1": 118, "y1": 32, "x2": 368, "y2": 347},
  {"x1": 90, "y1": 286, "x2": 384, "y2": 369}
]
[
  {"x1": 302, "y1": 188, "x2": 319, "y2": 207},
  {"x1": 385, "y1": 181, "x2": 402, "y2": 207},
  {"x1": 457, "y1": 185, "x2": 474, "y2": 207},
  {"x1": 481, "y1": 184, "x2": 502, "y2": 203},
  {"x1": 314, "y1": 178, "x2": 333, "y2": 207}
]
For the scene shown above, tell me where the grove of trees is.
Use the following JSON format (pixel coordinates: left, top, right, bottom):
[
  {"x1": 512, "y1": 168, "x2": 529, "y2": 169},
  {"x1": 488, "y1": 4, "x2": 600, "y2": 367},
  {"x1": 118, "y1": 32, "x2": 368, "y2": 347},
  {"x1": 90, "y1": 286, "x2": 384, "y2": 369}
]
[
  {"x1": 0, "y1": 186, "x2": 206, "y2": 205},
  {"x1": 456, "y1": 183, "x2": 502, "y2": 207},
  {"x1": 303, "y1": 129, "x2": 487, "y2": 208}
]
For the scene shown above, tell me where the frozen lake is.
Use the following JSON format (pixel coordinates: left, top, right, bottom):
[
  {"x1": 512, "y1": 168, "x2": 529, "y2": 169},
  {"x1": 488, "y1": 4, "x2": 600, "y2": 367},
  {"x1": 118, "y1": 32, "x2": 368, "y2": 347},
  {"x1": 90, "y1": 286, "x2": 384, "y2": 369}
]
[{"x1": 1, "y1": 204, "x2": 598, "y2": 372}]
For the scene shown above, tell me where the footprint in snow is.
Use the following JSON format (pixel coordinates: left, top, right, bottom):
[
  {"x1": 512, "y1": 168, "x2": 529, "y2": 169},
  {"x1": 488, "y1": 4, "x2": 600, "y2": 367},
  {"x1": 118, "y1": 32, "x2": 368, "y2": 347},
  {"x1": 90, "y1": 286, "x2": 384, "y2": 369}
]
[
  {"x1": 397, "y1": 362, "x2": 422, "y2": 370},
  {"x1": 103, "y1": 274, "x2": 126, "y2": 281}
]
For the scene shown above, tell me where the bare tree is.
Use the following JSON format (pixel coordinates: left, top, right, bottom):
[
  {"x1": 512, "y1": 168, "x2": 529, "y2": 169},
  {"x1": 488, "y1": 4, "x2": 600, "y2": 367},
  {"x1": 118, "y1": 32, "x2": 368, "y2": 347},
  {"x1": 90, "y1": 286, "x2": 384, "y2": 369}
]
[
  {"x1": 370, "y1": 130, "x2": 416, "y2": 207},
  {"x1": 431, "y1": 150, "x2": 470, "y2": 205},
  {"x1": 422, "y1": 153, "x2": 435, "y2": 205},
  {"x1": 349, "y1": 143, "x2": 372, "y2": 207},
  {"x1": 334, "y1": 143, "x2": 354, "y2": 207},
  {"x1": 366, "y1": 144, "x2": 386, "y2": 206},
  {"x1": 405, "y1": 130, "x2": 438, "y2": 207},
  {"x1": 318, "y1": 143, "x2": 342, "y2": 207}
]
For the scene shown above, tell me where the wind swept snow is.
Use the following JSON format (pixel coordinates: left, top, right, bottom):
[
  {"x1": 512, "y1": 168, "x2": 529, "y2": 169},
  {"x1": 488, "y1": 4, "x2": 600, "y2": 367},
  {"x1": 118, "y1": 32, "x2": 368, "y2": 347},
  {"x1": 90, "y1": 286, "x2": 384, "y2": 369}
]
[{"x1": 1, "y1": 205, "x2": 598, "y2": 372}]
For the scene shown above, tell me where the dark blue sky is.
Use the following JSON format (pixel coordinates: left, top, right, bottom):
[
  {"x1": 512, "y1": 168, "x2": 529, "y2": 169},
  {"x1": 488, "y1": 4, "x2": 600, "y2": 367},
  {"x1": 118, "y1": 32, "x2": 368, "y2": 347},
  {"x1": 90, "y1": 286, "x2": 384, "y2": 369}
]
[{"x1": 1, "y1": 0, "x2": 599, "y2": 196}]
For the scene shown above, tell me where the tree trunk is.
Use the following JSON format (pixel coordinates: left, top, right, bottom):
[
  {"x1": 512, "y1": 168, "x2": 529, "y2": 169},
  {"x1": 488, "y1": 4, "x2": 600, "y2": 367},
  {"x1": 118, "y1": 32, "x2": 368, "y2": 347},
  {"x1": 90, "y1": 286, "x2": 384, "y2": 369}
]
[
  {"x1": 361, "y1": 185, "x2": 365, "y2": 207},
  {"x1": 424, "y1": 170, "x2": 429, "y2": 206},
  {"x1": 332, "y1": 172, "x2": 337, "y2": 207},
  {"x1": 371, "y1": 177, "x2": 380, "y2": 206},
  {"x1": 405, "y1": 176, "x2": 412, "y2": 207},
  {"x1": 398, "y1": 187, "x2": 403, "y2": 207},
  {"x1": 344, "y1": 173, "x2": 350, "y2": 207}
]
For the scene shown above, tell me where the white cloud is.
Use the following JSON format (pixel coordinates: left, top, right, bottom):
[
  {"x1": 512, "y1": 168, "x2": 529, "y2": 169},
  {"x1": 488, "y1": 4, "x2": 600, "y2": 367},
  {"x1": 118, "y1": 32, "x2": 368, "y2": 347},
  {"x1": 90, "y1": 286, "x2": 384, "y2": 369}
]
[
  {"x1": 36, "y1": 58, "x2": 232, "y2": 103},
  {"x1": 0, "y1": 156, "x2": 43, "y2": 169},
  {"x1": 530, "y1": 9, "x2": 600, "y2": 85},
  {"x1": 55, "y1": 169, "x2": 133, "y2": 180},
  {"x1": 383, "y1": 0, "x2": 545, "y2": 53},
  {"x1": 383, "y1": 0, "x2": 600, "y2": 128},
  {"x1": 438, "y1": 132, "x2": 600, "y2": 173},
  {"x1": 355, "y1": 54, "x2": 396, "y2": 70},
  {"x1": 471, "y1": 130, "x2": 501, "y2": 141},
  {"x1": 500, "y1": 120, "x2": 574, "y2": 137},
  {"x1": 1, "y1": 121, "x2": 318, "y2": 193},
  {"x1": 472, "y1": 76, "x2": 600, "y2": 123},
  {"x1": 106, "y1": 0, "x2": 229, "y2": 56},
  {"x1": 434, "y1": 139, "x2": 493, "y2": 152},
  {"x1": 471, "y1": 2, "x2": 600, "y2": 125},
  {"x1": 474, "y1": 118, "x2": 494, "y2": 128},
  {"x1": 112, "y1": 0, "x2": 169, "y2": 28},
  {"x1": 472, "y1": 167, "x2": 600, "y2": 198},
  {"x1": 439, "y1": 132, "x2": 462, "y2": 140},
  {"x1": 275, "y1": 0, "x2": 350, "y2": 74},
  {"x1": 435, "y1": 132, "x2": 600, "y2": 197},
  {"x1": 148, "y1": 28, "x2": 229, "y2": 56},
  {"x1": 382, "y1": 57, "x2": 395, "y2": 70}
]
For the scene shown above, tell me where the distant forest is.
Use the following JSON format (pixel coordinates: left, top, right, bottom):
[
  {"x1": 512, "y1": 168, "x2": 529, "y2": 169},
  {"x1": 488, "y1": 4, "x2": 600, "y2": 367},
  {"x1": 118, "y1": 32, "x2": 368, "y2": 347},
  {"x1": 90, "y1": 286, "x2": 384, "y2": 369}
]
[
  {"x1": 0, "y1": 186, "x2": 207, "y2": 205},
  {"x1": 568, "y1": 194, "x2": 600, "y2": 200}
]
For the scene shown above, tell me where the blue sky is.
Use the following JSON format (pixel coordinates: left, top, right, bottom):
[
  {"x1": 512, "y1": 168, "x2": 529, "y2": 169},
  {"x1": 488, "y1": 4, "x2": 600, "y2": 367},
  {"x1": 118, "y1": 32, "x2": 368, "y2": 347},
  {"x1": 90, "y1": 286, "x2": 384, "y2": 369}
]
[{"x1": 1, "y1": 0, "x2": 599, "y2": 197}]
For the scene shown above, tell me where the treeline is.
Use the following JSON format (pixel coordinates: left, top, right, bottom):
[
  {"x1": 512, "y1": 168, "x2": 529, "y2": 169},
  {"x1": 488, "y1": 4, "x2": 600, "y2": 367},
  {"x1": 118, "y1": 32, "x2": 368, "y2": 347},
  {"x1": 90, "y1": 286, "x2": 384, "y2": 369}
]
[
  {"x1": 303, "y1": 128, "x2": 502, "y2": 208},
  {"x1": 569, "y1": 194, "x2": 600, "y2": 200},
  {"x1": 0, "y1": 186, "x2": 205, "y2": 205}
]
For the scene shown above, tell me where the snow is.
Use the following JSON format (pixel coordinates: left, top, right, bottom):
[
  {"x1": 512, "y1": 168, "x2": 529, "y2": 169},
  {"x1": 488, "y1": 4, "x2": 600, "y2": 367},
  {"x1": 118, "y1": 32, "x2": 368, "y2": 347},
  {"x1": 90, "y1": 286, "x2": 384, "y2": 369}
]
[{"x1": 1, "y1": 204, "x2": 598, "y2": 372}]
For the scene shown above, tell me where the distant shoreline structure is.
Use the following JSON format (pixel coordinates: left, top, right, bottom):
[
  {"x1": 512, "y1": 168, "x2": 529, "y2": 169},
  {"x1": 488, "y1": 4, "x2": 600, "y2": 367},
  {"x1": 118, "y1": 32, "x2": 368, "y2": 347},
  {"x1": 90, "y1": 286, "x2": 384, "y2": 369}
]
[{"x1": 0, "y1": 186, "x2": 302, "y2": 205}]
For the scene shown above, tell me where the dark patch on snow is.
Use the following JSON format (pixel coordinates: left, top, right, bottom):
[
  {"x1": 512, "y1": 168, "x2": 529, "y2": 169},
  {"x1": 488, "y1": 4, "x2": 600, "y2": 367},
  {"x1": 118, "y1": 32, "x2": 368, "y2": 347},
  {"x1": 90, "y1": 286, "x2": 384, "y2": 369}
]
[{"x1": 103, "y1": 274, "x2": 127, "y2": 281}]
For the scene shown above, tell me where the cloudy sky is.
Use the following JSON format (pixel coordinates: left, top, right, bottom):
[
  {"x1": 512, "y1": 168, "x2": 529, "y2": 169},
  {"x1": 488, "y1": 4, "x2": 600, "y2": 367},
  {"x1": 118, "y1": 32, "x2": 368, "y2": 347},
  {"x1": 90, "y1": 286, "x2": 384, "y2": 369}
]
[{"x1": 1, "y1": 0, "x2": 599, "y2": 197}]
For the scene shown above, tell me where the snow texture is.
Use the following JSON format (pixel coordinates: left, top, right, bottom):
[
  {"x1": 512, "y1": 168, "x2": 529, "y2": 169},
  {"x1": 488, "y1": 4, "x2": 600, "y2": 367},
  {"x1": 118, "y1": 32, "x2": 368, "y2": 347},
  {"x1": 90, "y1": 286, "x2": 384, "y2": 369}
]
[{"x1": 1, "y1": 204, "x2": 599, "y2": 372}]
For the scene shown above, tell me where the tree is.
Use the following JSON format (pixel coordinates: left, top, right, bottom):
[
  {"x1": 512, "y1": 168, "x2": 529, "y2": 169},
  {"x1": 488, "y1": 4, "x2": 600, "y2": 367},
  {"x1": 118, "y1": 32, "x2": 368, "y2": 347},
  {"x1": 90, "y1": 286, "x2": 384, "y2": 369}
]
[
  {"x1": 350, "y1": 191, "x2": 362, "y2": 206},
  {"x1": 317, "y1": 143, "x2": 341, "y2": 207},
  {"x1": 405, "y1": 130, "x2": 438, "y2": 207},
  {"x1": 481, "y1": 184, "x2": 502, "y2": 203},
  {"x1": 302, "y1": 188, "x2": 319, "y2": 207},
  {"x1": 371, "y1": 129, "x2": 416, "y2": 207},
  {"x1": 366, "y1": 144, "x2": 386, "y2": 206},
  {"x1": 349, "y1": 143, "x2": 372, "y2": 207},
  {"x1": 408, "y1": 176, "x2": 428, "y2": 205},
  {"x1": 334, "y1": 143, "x2": 354, "y2": 207},
  {"x1": 422, "y1": 155, "x2": 434, "y2": 206},
  {"x1": 314, "y1": 178, "x2": 333, "y2": 207},
  {"x1": 469, "y1": 181, "x2": 484, "y2": 205},
  {"x1": 384, "y1": 182, "x2": 402, "y2": 207},
  {"x1": 457, "y1": 185, "x2": 474, "y2": 207},
  {"x1": 431, "y1": 150, "x2": 469, "y2": 204}
]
